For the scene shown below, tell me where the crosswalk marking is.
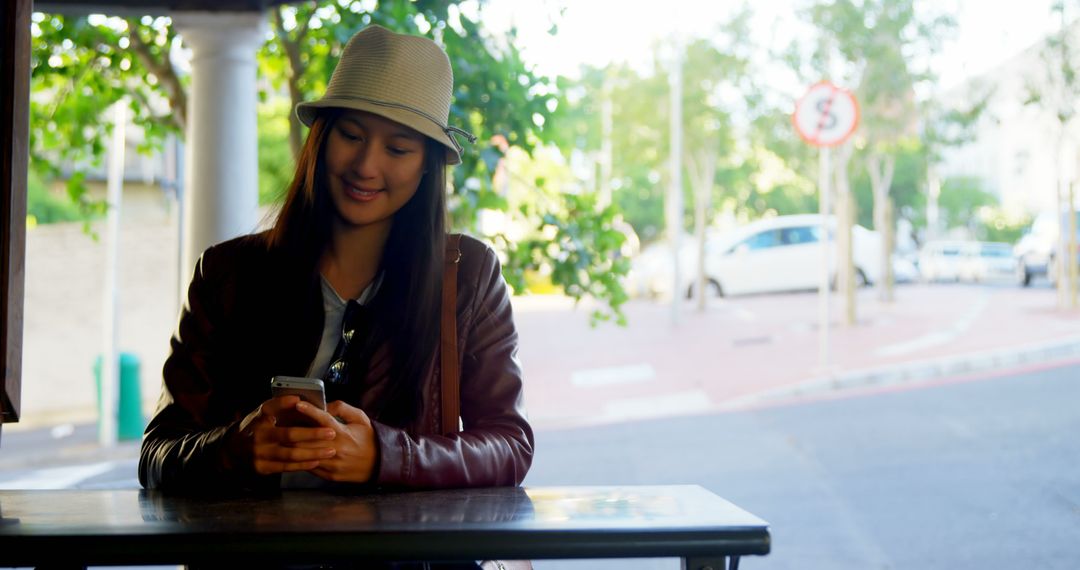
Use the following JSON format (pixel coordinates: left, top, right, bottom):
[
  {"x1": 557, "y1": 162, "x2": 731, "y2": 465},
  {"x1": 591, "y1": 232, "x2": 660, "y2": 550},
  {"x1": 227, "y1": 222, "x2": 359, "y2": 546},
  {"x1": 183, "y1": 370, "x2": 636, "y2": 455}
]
[
  {"x1": 0, "y1": 461, "x2": 118, "y2": 490},
  {"x1": 571, "y1": 364, "x2": 656, "y2": 388}
]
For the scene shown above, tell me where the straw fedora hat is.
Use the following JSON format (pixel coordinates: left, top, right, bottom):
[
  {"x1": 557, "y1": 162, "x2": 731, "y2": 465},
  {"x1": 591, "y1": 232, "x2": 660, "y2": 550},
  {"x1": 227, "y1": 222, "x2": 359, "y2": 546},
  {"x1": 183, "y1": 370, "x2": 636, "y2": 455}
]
[{"x1": 295, "y1": 25, "x2": 475, "y2": 165}]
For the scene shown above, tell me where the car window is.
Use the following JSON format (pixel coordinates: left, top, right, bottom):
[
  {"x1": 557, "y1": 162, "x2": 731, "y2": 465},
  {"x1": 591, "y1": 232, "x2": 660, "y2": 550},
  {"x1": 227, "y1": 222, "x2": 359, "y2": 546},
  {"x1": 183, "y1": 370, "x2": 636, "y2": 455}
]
[
  {"x1": 981, "y1": 245, "x2": 1012, "y2": 257},
  {"x1": 744, "y1": 230, "x2": 782, "y2": 251},
  {"x1": 781, "y1": 226, "x2": 819, "y2": 245}
]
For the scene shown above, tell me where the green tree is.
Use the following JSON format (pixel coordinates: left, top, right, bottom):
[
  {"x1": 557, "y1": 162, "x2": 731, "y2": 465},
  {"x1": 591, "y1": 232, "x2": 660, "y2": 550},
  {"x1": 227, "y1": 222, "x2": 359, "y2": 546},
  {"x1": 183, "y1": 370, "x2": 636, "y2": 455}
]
[
  {"x1": 30, "y1": 1, "x2": 629, "y2": 324},
  {"x1": 920, "y1": 82, "x2": 992, "y2": 242},
  {"x1": 1024, "y1": 0, "x2": 1080, "y2": 306},
  {"x1": 553, "y1": 11, "x2": 761, "y2": 248},
  {"x1": 29, "y1": 14, "x2": 180, "y2": 226},
  {"x1": 936, "y1": 176, "x2": 996, "y2": 230},
  {"x1": 808, "y1": 0, "x2": 954, "y2": 302}
]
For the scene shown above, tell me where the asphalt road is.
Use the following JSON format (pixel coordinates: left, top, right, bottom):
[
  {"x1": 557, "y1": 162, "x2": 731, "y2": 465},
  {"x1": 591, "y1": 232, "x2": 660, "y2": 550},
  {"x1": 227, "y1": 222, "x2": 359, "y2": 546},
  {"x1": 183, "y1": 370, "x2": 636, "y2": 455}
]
[
  {"x1": 1, "y1": 360, "x2": 1077, "y2": 569},
  {"x1": 526, "y1": 359, "x2": 1080, "y2": 569}
]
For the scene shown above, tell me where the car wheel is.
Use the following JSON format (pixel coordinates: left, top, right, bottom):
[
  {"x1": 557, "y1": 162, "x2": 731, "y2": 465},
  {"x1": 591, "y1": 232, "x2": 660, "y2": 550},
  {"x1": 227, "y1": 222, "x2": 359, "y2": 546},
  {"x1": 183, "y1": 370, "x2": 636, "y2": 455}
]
[
  {"x1": 855, "y1": 268, "x2": 870, "y2": 287},
  {"x1": 708, "y1": 279, "x2": 724, "y2": 297},
  {"x1": 1017, "y1": 260, "x2": 1031, "y2": 287},
  {"x1": 686, "y1": 279, "x2": 724, "y2": 299}
]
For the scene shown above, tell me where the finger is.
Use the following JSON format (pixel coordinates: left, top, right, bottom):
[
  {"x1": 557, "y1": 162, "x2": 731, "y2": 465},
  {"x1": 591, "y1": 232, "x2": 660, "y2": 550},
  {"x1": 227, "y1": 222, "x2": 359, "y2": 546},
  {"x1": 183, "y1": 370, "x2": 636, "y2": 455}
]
[
  {"x1": 261, "y1": 395, "x2": 301, "y2": 417},
  {"x1": 255, "y1": 443, "x2": 336, "y2": 463},
  {"x1": 294, "y1": 401, "x2": 343, "y2": 428},
  {"x1": 254, "y1": 459, "x2": 322, "y2": 475},
  {"x1": 326, "y1": 401, "x2": 371, "y2": 424},
  {"x1": 274, "y1": 426, "x2": 337, "y2": 445},
  {"x1": 287, "y1": 439, "x2": 341, "y2": 449}
]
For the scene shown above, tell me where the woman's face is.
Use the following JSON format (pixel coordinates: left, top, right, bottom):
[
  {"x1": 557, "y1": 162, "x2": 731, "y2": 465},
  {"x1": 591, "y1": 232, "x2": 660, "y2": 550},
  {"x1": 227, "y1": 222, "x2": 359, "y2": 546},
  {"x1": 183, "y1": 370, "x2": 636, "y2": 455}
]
[{"x1": 323, "y1": 110, "x2": 427, "y2": 233}]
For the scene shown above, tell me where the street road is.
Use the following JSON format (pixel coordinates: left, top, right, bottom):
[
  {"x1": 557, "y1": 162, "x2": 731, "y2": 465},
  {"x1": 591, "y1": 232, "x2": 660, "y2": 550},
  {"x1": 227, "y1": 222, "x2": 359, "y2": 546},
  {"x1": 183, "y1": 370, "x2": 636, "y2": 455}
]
[
  {"x1": 526, "y1": 359, "x2": 1080, "y2": 569},
  {"x1": 3, "y1": 360, "x2": 1076, "y2": 569}
]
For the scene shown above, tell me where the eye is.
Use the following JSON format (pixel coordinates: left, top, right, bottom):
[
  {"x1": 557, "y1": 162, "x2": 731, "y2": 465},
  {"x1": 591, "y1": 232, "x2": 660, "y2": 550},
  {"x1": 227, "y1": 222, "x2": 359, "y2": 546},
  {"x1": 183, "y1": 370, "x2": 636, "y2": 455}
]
[
  {"x1": 337, "y1": 126, "x2": 363, "y2": 142},
  {"x1": 387, "y1": 146, "x2": 411, "y2": 156}
]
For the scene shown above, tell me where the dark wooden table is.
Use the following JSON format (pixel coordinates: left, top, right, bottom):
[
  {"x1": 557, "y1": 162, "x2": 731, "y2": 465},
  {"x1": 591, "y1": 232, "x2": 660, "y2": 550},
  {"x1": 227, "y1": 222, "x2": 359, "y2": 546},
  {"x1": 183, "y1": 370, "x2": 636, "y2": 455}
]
[{"x1": 0, "y1": 485, "x2": 770, "y2": 569}]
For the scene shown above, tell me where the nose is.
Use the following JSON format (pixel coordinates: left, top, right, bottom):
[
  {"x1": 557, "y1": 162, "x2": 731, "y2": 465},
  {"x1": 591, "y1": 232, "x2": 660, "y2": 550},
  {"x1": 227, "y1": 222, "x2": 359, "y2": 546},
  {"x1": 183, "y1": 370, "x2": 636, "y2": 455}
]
[{"x1": 350, "y1": 142, "x2": 380, "y2": 179}]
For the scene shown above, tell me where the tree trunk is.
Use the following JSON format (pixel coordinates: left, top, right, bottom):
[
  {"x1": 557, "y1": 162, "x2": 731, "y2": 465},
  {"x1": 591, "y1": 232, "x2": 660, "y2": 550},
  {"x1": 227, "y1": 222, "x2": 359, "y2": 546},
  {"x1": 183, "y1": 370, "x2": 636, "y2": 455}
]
[
  {"x1": 835, "y1": 141, "x2": 856, "y2": 326},
  {"x1": 926, "y1": 165, "x2": 941, "y2": 242},
  {"x1": 1069, "y1": 181, "x2": 1077, "y2": 308},
  {"x1": 868, "y1": 152, "x2": 896, "y2": 302},
  {"x1": 1056, "y1": 136, "x2": 1067, "y2": 308},
  {"x1": 883, "y1": 197, "x2": 895, "y2": 300},
  {"x1": 274, "y1": 7, "x2": 309, "y2": 162},
  {"x1": 687, "y1": 151, "x2": 716, "y2": 313},
  {"x1": 124, "y1": 20, "x2": 187, "y2": 132}
]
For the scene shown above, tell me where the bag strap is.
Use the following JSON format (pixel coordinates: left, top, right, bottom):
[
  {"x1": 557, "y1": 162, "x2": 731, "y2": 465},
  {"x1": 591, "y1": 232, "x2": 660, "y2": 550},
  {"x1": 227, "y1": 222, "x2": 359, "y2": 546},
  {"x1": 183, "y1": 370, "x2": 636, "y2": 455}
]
[{"x1": 440, "y1": 233, "x2": 462, "y2": 435}]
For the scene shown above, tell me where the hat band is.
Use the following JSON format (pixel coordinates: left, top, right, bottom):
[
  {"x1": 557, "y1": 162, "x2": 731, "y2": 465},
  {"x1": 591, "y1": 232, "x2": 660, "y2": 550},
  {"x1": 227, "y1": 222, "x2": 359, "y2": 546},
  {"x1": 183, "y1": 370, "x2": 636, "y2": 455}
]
[{"x1": 335, "y1": 95, "x2": 477, "y2": 156}]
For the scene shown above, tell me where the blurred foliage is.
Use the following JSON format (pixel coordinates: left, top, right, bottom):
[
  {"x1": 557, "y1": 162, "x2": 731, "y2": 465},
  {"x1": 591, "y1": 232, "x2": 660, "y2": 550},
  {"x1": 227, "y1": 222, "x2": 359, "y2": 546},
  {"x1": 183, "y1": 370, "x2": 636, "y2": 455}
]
[
  {"x1": 853, "y1": 139, "x2": 927, "y2": 228},
  {"x1": 29, "y1": 13, "x2": 182, "y2": 222},
  {"x1": 977, "y1": 209, "x2": 1031, "y2": 244},
  {"x1": 26, "y1": 166, "x2": 83, "y2": 225},
  {"x1": 553, "y1": 10, "x2": 761, "y2": 246},
  {"x1": 937, "y1": 176, "x2": 997, "y2": 231},
  {"x1": 935, "y1": 177, "x2": 1029, "y2": 243},
  {"x1": 31, "y1": 1, "x2": 629, "y2": 324},
  {"x1": 257, "y1": 100, "x2": 295, "y2": 206},
  {"x1": 1024, "y1": 1, "x2": 1080, "y2": 127},
  {"x1": 500, "y1": 191, "x2": 629, "y2": 326}
]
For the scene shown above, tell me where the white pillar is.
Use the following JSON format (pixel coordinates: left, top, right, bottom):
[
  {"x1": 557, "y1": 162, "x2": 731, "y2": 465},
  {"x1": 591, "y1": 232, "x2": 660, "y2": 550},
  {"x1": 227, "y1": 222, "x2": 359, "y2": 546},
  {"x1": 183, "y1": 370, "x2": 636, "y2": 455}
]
[
  {"x1": 173, "y1": 12, "x2": 265, "y2": 283},
  {"x1": 100, "y1": 99, "x2": 126, "y2": 448}
]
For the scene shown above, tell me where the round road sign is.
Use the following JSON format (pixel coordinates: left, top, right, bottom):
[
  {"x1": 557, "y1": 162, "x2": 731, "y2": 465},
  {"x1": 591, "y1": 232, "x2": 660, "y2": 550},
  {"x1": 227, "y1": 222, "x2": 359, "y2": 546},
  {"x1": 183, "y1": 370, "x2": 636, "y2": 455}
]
[{"x1": 792, "y1": 81, "x2": 859, "y2": 147}]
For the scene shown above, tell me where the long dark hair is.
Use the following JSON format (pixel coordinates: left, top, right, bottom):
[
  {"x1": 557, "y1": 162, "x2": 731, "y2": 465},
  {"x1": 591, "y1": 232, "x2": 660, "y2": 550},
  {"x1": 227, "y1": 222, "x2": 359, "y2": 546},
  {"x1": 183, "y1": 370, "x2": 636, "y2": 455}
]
[{"x1": 266, "y1": 109, "x2": 448, "y2": 424}]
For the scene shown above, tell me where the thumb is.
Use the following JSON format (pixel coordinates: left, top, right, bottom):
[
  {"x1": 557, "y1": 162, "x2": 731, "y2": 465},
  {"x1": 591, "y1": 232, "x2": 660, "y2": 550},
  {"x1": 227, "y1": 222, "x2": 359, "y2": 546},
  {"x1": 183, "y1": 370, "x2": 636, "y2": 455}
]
[{"x1": 327, "y1": 400, "x2": 371, "y2": 425}]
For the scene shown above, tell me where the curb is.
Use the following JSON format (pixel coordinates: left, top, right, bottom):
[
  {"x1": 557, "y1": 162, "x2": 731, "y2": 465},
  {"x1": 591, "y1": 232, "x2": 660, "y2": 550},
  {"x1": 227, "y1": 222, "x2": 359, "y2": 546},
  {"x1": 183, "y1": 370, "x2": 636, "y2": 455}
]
[{"x1": 722, "y1": 335, "x2": 1080, "y2": 408}]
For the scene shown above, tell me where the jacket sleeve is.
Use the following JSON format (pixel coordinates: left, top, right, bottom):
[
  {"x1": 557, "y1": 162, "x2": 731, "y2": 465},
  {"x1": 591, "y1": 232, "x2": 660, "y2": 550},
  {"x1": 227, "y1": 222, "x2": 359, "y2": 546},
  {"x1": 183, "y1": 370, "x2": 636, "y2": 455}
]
[
  {"x1": 138, "y1": 246, "x2": 264, "y2": 491},
  {"x1": 372, "y1": 244, "x2": 535, "y2": 488}
]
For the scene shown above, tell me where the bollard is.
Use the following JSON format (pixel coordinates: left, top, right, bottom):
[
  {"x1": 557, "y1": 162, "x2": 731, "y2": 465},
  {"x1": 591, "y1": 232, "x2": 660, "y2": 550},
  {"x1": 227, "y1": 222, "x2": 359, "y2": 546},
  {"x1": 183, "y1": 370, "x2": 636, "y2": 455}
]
[{"x1": 93, "y1": 352, "x2": 145, "y2": 441}]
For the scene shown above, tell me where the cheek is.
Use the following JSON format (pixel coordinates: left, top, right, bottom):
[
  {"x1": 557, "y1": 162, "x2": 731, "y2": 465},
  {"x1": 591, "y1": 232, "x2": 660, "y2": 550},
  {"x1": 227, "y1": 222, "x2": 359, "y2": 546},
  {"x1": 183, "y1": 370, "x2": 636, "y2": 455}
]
[{"x1": 395, "y1": 160, "x2": 426, "y2": 191}]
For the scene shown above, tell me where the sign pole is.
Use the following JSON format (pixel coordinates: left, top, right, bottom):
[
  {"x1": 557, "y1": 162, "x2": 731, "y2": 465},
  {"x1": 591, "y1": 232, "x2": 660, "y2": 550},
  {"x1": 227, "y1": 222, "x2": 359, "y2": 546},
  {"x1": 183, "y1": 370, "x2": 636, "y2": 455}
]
[
  {"x1": 818, "y1": 146, "x2": 831, "y2": 370},
  {"x1": 792, "y1": 80, "x2": 858, "y2": 373}
]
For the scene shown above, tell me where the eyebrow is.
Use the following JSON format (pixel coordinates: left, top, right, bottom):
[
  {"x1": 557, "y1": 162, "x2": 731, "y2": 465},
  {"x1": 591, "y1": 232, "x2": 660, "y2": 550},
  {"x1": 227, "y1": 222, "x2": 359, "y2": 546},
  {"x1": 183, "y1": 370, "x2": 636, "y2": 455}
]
[{"x1": 339, "y1": 116, "x2": 423, "y2": 142}]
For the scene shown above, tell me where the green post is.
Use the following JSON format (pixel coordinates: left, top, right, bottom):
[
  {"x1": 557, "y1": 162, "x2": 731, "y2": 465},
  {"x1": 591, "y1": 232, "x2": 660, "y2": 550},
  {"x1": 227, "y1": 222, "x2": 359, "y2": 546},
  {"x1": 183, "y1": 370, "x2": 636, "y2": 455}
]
[{"x1": 93, "y1": 352, "x2": 144, "y2": 441}]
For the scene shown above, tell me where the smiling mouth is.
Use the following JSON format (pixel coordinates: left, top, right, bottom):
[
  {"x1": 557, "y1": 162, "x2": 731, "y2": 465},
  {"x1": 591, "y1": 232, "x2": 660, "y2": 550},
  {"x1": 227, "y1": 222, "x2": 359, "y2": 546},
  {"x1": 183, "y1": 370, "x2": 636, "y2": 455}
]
[{"x1": 345, "y1": 185, "x2": 383, "y2": 200}]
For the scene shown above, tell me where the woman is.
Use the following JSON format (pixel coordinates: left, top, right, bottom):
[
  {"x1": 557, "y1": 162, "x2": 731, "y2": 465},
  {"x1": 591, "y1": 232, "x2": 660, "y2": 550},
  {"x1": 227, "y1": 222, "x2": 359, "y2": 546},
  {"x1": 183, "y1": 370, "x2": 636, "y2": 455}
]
[{"x1": 139, "y1": 25, "x2": 533, "y2": 492}]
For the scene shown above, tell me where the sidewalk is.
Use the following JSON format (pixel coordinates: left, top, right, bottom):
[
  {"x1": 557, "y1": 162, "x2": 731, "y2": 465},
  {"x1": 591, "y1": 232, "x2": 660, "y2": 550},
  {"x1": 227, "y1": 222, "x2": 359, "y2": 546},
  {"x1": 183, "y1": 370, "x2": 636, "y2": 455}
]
[{"x1": 513, "y1": 282, "x2": 1080, "y2": 428}]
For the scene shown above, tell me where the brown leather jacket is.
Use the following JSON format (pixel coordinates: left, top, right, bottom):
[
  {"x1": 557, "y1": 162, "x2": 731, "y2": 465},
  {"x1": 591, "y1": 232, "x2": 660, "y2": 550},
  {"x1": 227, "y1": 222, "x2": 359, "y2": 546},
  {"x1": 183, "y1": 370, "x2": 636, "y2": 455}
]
[{"x1": 138, "y1": 233, "x2": 533, "y2": 492}]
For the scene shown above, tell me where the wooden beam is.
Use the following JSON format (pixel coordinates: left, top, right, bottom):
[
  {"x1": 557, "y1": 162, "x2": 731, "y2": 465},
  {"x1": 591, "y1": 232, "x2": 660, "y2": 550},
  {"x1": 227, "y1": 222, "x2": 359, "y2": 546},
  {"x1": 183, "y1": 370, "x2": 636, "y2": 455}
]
[
  {"x1": 35, "y1": 0, "x2": 295, "y2": 15},
  {"x1": 0, "y1": 0, "x2": 30, "y2": 427}
]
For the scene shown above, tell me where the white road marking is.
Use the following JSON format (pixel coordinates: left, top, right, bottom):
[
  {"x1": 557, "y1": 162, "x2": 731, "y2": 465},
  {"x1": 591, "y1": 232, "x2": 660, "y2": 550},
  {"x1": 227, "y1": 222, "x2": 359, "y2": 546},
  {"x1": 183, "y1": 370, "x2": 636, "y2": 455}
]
[
  {"x1": 875, "y1": 291, "x2": 991, "y2": 357},
  {"x1": 602, "y1": 390, "x2": 712, "y2": 422},
  {"x1": 0, "y1": 461, "x2": 117, "y2": 490},
  {"x1": 571, "y1": 364, "x2": 656, "y2": 388}
]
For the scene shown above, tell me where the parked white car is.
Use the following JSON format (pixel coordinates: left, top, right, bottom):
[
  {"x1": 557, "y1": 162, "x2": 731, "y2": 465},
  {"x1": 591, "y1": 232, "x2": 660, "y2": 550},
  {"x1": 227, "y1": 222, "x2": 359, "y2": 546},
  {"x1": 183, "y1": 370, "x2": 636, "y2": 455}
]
[
  {"x1": 629, "y1": 215, "x2": 884, "y2": 298},
  {"x1": 958, "y1": 242, "x2": 1017, "y2": 283},
  {"x1": 704, "y1": 215, "x2": 883, "y2": 296},
  {"x1": 626, "y1": 235, "x2": 707, "y2": 299},
  {"x1": 918, "y1": 240, "x2": 968, "y2": 282},
  {"x1": 1015, "y1": 211, "x2": 1080, "y2": 286}
]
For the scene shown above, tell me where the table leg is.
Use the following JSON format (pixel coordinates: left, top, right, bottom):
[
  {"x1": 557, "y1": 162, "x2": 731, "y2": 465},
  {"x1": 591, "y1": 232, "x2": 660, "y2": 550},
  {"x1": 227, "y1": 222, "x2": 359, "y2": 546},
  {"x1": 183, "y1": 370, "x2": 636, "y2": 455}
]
[{"x1": 683, "y1": 556, "x2": 736, "y2": 570}]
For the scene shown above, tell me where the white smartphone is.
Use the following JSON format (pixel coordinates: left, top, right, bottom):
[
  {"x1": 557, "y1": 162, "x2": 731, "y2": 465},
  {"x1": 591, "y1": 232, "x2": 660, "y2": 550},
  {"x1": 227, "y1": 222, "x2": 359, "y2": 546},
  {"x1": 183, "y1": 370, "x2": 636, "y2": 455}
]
[{"x1": 270, "y1": 376, "x2": 327, "y2": 426}]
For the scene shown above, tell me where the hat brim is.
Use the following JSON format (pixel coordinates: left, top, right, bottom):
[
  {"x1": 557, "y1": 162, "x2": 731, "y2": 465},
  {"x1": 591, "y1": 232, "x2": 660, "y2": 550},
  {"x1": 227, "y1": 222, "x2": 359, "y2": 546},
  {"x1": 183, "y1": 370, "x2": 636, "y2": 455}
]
[{"x1": 296, "y1": 98, "x2": 463, "y2": 165}]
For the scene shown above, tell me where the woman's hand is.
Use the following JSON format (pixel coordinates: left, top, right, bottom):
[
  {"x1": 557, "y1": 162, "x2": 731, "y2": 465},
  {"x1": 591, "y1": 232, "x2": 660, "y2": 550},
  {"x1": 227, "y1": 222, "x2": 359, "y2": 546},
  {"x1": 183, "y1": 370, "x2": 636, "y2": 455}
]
[
  {"x1": 226, "y1": 395, "x2": 338, "y2": 476},
  {"x1": 294, "y1": 400, "x2": 378, "y2": 483}
]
